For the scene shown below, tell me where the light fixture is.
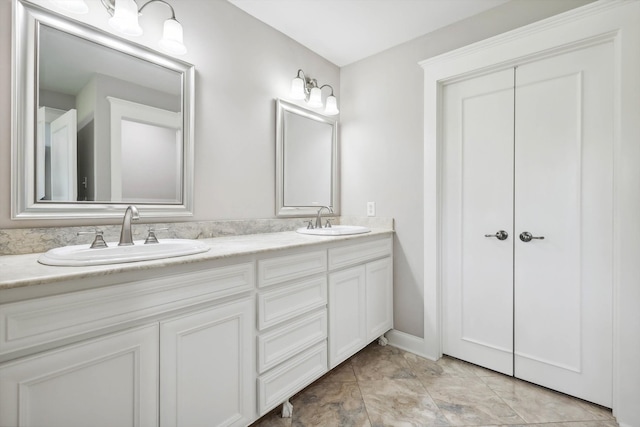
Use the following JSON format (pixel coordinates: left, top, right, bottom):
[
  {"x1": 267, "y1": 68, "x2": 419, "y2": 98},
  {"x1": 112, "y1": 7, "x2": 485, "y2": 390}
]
[
  {"x1": 101, "y1": 0, "x2": 187, "y2": 55},
  {"x1": 55, "y1": 0, "x2": 187, "y2": 55},
  {"x1": 289, "y1": 69, "x2": 339, "y2": 116},
  {"x1": 108, "y1": 0, "x2": 142, "y2": 36}
]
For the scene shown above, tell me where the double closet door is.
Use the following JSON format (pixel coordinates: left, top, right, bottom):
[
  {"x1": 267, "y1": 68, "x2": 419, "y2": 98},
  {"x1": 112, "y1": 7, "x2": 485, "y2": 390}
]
[{"x1": 442, "y1": 42, "x2": 613, "y2": 407}]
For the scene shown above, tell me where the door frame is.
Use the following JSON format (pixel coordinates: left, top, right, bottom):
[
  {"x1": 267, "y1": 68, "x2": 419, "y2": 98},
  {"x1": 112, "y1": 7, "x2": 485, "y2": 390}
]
[{"x1": 421, "y1": 1, "x2": 640, "y2": 425}]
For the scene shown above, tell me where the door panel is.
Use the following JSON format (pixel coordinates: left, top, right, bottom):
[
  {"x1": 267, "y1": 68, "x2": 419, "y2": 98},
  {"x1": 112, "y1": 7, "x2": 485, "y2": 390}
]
[
  {"x1": 442, "y1": 69, "x2": 515, "y2": 375},
  {"x1": 50, "y1": 108, "x2": 78, "y2": 201},
  {"x1": 514, "y1": 42, "x2": 614, "y2": 407}
]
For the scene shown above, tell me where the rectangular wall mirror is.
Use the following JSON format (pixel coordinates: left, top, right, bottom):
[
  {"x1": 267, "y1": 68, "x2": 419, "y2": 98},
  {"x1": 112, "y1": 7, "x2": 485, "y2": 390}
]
[
  {"x1": 12, "y1": 0, "x2": 195, "y2": 219},
  {"x1": 275, "y1": 99, "x2": 338, "y2": 217}
]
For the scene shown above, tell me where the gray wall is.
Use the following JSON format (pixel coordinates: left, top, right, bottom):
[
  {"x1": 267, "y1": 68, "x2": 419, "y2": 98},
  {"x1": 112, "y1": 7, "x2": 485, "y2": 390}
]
[{"x1": 340, "y1": 0, "x2": 594, "y2": 337}]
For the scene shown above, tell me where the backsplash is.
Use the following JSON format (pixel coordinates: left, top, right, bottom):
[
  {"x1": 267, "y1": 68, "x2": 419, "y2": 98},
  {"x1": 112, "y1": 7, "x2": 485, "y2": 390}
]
[{"x1": 0, "y1": 217, "x2": 393, "y2": 256}]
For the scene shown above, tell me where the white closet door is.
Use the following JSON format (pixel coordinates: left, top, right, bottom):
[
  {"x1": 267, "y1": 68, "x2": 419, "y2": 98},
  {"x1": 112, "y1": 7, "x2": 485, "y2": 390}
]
[
  {"x1": 442, "y1": 69, "x2": 515, "y2": 375},
  {"x1": 514, "y1": 42, "x2": 614, "y2": 407}
]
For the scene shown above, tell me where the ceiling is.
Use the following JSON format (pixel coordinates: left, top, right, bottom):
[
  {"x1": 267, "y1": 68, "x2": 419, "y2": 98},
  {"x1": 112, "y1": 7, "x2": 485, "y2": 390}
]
[{"x1": 227, "y1": 0, "x2": 509, "y2": 67}]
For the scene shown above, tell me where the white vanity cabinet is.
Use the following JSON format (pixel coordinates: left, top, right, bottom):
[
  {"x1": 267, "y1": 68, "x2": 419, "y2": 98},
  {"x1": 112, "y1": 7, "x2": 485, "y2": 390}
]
[
  {"x1": 328, "y1": 237, "x2": 393, "y2": 368},
  {"x1": 160, "y1": 298, "x2": 254, "y2": 427},
  {"x1": 0, "y1": 260, "x2": 256, "y2": 427},
  {"x1": 0, "y1": 230, "x2": 394, "y2": 426},
  {"x1": 255, "y1": 250, "x2": 329, "y2": 416},
  {"x1": 0, "y1": 324, "x2": 160, "y2": 427}
]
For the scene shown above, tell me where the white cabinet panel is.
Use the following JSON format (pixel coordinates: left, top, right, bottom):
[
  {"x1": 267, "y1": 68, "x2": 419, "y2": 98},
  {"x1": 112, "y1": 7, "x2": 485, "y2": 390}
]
[
  {"x1": 0, "y1": 324, "x2": 159, "y2": 427},
  {"x1": 258, "y1": 309, "x2": 327, "y2": 374},
  {"x1": 328, "y1": 238, "x2": 392, "y2": 271},
  {"x1": 160, "y1": 298, "x2": 255, "y2": 427},
  {"x1": 366, "y1": 257, "x2": 393, "y2": 342},
  {"x1": 257, "y1": 275, "x2": 327, "y2": 330},
  {"x1": 258, "y1": 250, "x2": 326, "y2": 288},
  {"x1": 257, "y1": 341, "x2": 327, "y2": 416},
  {"x1": 328, "y1": 266, "x2": 367, "y2": 368},
  {"x1": 0, "y1": 262, "x2": 253, "y2": 357}
]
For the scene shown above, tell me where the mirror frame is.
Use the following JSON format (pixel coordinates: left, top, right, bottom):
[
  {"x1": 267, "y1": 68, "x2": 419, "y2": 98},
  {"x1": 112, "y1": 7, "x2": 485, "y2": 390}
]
[
  {"x1": 11, "y1": 0, "x2": 195, "y2": 219},
  {"x1": 275, "y1": 99, "x2": 339, "y2": 217}
]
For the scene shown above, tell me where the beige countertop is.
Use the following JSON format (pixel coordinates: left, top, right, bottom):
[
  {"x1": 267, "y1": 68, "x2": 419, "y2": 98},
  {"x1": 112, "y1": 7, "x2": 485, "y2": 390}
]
[{"x1": 0, "y1": 229, "x2": 393, "y2": 291}]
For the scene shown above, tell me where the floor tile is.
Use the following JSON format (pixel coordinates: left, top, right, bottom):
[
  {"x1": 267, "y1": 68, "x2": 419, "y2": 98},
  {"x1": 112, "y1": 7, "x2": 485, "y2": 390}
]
[
  {"x1": 359, "y1": 378, "x2": 450, "y2": 426},
  {"x1": 290, "y1": 381, "x2": 370, "y2": 427},
  {"x1": 403, "y1": 352, "x2": 488, "y2": 378},
  {"x1": 482, "y1": 375, "x2": 606, "y2": 424},
  {"x1": 251, "y1": 344, "x2": 619, "y2": 427},
  {"x1": 249, "y1": 407, "x2": 292, "y2": 427},
  {"x1": 318, "y1": 359, "x2": 357, "y2": 383},
  {"x1": 485, "y1": 423, "x2": 618, "y2": 427},
  {"x1": 351, "y1": 343, "x2": 416, "y2": 381},
  {"x1": 421, "y1": 375, "x2": 526, "y2": 426}
]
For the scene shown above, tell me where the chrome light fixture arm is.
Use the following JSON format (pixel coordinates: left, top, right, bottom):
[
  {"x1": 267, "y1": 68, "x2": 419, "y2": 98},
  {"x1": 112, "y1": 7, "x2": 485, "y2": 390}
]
[
  {"x1": 100, "y1": 0, "x2": 176, "y2": 19},
  {"x1": 290, "y1": 69, "x2": 339, "y2": 115}
]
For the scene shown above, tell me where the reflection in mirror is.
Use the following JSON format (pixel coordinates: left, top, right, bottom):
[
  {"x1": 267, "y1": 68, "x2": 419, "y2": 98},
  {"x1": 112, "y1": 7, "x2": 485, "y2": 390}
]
[
  {"x1": 276, "y1": 99, "x2": 338, "y2": 217},
  {"x1": 38, "y1": 24, "x2": 182, "y2": 203},
  {"x1": 12, "y1": 0, "x2": 194, "y2": 219}
]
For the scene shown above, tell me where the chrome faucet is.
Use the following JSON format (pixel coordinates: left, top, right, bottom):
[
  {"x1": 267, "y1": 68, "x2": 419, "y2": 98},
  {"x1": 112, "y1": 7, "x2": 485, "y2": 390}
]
[
  {"x1": 118, "y1": 205, "x2": 140, "y2": 246},
  {"x1": 315, "y1": 206, "x2": 333, "y2": 229}
]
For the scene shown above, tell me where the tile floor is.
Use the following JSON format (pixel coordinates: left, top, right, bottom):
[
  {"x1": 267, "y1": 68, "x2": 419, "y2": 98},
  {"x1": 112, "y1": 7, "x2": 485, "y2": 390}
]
[{"x1": 251, "y1": 342, "x2": 617, "y2": 427}]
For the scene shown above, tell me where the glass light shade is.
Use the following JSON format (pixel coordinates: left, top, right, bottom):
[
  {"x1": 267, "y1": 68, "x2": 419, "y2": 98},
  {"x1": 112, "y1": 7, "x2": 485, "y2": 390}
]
[
  {"x1": 324, "y1": 95, "x2": 339, "y2": 115},
  {"x1": 50, "y1": 0, "x2": 89, "y2": 14},
  {"x1": 158, "y1": 19, "x2": 187, "y2": 55},
  {"x1": 290, "y1": 77, "x2": 306, "y2": 100},
  {"x1": 307, "y1": 87, "x2": 323, "y2": 108},
  {"x1": 108, "y1": 0, "x2": 143, "y2": 36}
]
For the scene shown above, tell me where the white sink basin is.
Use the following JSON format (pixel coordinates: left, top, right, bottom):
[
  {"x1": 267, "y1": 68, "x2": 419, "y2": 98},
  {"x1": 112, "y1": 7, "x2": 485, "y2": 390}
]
[
  {"x1": 38, "y1": 239, "x2": 210, "y2": 267},
  {"x1": 296, "y1": 225, "x2": 371, "y2": 236}
]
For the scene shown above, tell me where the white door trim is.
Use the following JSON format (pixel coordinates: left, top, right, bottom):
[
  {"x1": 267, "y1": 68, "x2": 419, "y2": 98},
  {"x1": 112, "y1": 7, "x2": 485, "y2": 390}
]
[{"x1": 421, "y1": 1, "x2": 640, "y2": 425}]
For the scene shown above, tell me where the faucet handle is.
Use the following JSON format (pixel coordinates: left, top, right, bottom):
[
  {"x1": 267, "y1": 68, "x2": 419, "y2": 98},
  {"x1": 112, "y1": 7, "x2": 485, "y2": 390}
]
[
  {"x1": 325, "y1": 219, "x2": 332, "y2": 228},
  {"x1": 144, "y1": 226, "x2": 168, "y2": 244},
  {"x1": 77, "y1": 229, "x2": 108, "y2": 249},
  {"x1": 305, "y1": 220, "x2": 314, "y2": 230}
]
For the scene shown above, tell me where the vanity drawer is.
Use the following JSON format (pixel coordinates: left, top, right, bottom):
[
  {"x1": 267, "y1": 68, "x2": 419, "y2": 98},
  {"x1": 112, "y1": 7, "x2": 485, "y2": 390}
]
[
  {"x1": 257, "y1": 276, "x2": 327, "y2": 330},
  {"x1": 258, "y1": 250, "x2": 326, "y2": 288},
  {"x1": 0, "y1": 262, "x2": 254, "y2": 358},
  {"x1": 257, "y1": 309, "x2": 327, "y2": 374},
  {"x1": 257, "y1": 341, "x2": 327, "y2": 416},
  {"x1": 328, "y1": 237, "x2": 392, "y2": 271}
]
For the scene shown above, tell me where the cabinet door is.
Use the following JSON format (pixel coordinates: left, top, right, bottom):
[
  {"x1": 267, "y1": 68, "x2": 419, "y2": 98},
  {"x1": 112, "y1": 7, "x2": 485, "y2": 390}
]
[
  {"x1": 328, "y1": 266, "x2": 366, "y2": 368},
  {"x1": 366, "y1": 257, "x2": 393, "y2": 342},
  {"x1": 160, "y1": 298, "x2": 255, "y2": 427},
  {"x1": 0, "y1": 324, "x2": 159, "y2": 427}
]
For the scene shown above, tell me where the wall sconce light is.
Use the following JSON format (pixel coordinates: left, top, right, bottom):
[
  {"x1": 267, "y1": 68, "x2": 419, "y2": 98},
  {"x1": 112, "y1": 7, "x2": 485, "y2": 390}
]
[
  {"x1": 290, "y1": 69, "x2": 339, "y2": 116},
  {"x1": 50, "y1": 0, "x2": 188, "y2": 56}
]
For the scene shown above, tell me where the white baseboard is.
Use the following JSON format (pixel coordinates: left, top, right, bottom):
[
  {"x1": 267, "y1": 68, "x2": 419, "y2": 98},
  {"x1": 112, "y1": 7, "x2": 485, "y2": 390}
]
[{"x1": 385, "y1": 329, "x2": 435, "y2": 361}]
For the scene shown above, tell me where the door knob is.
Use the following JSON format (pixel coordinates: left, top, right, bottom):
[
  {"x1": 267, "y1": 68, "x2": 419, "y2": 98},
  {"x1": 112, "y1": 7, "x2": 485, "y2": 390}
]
[
  {"x1": 519, "y1": 231, "x2": 544, "y2": 242},
  {"x1": 484, "y1": 230, "x2": 509, "y2": 240}
]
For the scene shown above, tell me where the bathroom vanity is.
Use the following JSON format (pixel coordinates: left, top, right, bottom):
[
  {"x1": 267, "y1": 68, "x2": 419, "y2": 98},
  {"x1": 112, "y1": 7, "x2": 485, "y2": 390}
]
[{"x1": 0, "y1": 229, "x2": 393, "y2": 427}]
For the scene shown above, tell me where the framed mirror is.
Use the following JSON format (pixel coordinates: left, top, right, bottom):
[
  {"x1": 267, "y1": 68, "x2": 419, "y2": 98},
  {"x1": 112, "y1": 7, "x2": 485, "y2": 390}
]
[
  {"x1": 275, "y1": 99, "x2": 338, "y2": 217},
  {"x1": 12, "y1": 0, "x2": 195, "y2": 219}
]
